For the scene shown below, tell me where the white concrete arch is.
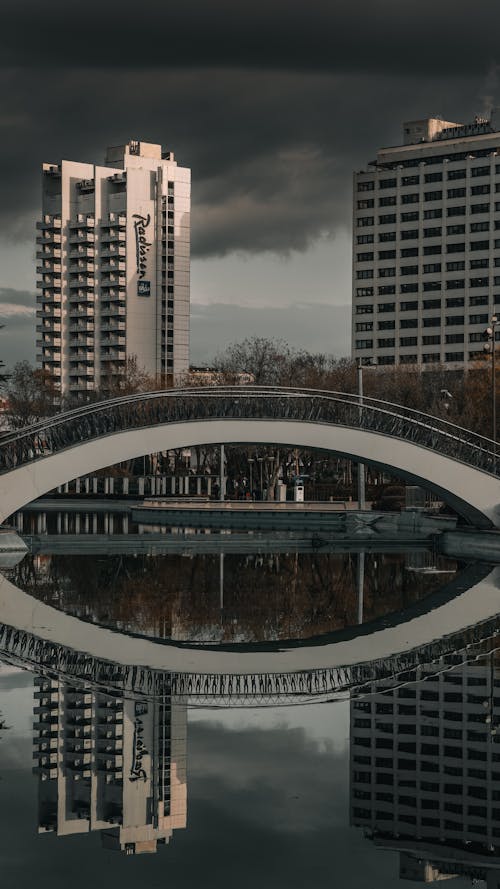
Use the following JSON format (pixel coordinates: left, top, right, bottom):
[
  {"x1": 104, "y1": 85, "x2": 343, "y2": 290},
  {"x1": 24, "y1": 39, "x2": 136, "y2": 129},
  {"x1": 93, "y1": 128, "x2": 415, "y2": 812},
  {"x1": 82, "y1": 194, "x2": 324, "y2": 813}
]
[{"x1": 1, "y1": 419, "x2": 500, "y2": 526}]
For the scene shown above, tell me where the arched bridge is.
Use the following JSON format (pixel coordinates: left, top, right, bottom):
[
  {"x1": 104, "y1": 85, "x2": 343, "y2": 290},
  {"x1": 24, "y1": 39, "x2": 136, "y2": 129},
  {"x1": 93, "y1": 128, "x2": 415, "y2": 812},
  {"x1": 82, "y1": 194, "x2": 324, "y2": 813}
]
[{"x1": 0, "y1": 386, "x2": 500, "y2": 527}]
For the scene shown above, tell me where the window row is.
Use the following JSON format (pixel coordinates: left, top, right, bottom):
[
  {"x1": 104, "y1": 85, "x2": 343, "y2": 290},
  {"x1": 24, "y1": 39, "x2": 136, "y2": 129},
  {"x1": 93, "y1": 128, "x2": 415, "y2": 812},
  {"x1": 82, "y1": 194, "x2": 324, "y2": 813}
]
[
  {"x1": 358, "y1": 164, "x2": 500, "y2": 192},
  {"x1": 357, "y1": 226, "x2": 500, "y2": 244}
]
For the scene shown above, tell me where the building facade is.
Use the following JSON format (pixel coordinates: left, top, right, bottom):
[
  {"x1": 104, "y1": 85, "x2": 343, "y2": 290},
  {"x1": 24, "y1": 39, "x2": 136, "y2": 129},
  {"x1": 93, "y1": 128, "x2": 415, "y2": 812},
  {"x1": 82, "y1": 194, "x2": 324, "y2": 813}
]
[
  {"x1": 350, "y1": 656, "x2": 500, "y2": 885},
  {"x1": 33, "y1": 677, "x2": 187, "y2": 854},
  {"x1": 36, "y1": 140, "x2": 190, "y2": 399},
  {"x1": 352, "y1": 116, "x2": 500, "y2": 369}
]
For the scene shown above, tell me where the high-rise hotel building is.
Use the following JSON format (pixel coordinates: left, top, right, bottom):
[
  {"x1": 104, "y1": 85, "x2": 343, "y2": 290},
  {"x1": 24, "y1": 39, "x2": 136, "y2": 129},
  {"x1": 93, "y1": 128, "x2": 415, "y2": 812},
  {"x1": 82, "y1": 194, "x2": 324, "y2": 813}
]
[
  {"x1": 352, "y1": 116, "x2": 500, "y2": 368},
  {"x1": 36, "y1": 140, "x2": 190, "y2": 398}
]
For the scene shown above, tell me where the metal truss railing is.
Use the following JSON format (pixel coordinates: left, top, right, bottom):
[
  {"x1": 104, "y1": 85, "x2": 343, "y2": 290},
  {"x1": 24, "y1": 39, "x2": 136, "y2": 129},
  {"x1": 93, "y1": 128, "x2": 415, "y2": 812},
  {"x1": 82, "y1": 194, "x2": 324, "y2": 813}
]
[
  {"x1": 0, "y1": 386, "x2": 497, "y2": 478},
  {"x1": 1, "y1": 616, "x2": 499, "y2": 707}
]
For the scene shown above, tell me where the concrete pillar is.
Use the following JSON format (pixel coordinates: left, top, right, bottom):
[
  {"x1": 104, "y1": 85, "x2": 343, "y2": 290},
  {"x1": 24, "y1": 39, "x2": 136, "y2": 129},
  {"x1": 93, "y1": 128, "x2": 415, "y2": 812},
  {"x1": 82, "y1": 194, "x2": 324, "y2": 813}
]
[
  {"x1": 75, "y1": 478, "x2": 81, "y2": 494},
  {"x1": 63, "y1": 482, "x2": 69, "y2": 494},
  {"x1": 75, "y1": 514, "x2": 81, "y2": 534},
  {"x1": 122, "y1": 514, "x2": 129, "y2": 534},
  {"x1": 64, "y1": 513, "x2": 69, "y2": 533},
  {"x1": 36, "y1": 514, "x2": 43, "y2": 534},
  {"x1": 92, "y1": 513, "x2": 98, "y2": 534},
  {"x1": 196, "y1": 477, "x2": 202, "y2": 496},
  {"x1": 104, "y1": 514, "x2": 109, "y2": 534},
  {"x1": 138, "y1": 478, "x2": 145, "y2": 497},
  {"x1": 207, "y1": 477, "x2": 212, "y2": 496},
  {"x1": 108, "y1": 515, "x2": 114, "y2": 534},
  {"x1": 122, "y1": 478, "x2": 129, "y2": 496},
  {"x1": 171, "y1": 476, "x2": 176, "y2": 495},
  {"x1": 109, "y1": 477, "x2": 114, "y2": 495},
  {"x1": 84, "y1": 513, "x2": 90, "y2": 533},
  {"x1": 92, "y1": 478, "x2": 98, "y2": 495},
  {"x1": 84, "y1": 477, "x2": 90, "y2": 494},
  {"x1": 57, "y1": 512, "x2": 62, "y2": 534},
  {"x1": 161, "y1": 477, "x2": 167, "y2": 496}
]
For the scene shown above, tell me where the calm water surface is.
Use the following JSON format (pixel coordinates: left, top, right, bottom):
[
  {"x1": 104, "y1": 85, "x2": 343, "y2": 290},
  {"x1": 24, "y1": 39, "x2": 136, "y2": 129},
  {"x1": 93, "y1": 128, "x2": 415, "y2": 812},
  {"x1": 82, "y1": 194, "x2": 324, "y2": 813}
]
[{"x1": 0, "y1": 526, "x2": 498, "y2": 888}]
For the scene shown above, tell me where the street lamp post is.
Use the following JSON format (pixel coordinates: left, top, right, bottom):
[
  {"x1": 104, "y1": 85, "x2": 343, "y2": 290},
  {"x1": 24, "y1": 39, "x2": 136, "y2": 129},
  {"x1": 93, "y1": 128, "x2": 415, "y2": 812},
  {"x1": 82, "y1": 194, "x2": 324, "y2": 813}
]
[
  {"x1": 257, "y1": 457, "x2": 264, "y2": 500},
  {"x1": 484, "y1": 315, "x2": 498, "y2": 446},
  {"x1": 248, "y1": 458, "x2": 254, "y2": 498},
  {"x1": 357, "y1": 358, "x2": 366, "y2": 510}
]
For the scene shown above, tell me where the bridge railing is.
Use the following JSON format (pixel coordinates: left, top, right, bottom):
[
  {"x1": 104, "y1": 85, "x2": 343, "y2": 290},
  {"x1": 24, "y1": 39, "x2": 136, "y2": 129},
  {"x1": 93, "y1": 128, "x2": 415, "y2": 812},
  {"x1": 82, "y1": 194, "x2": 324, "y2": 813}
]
[{"x1": 0, "y1": 386, "x2": 497, "y2": 476}]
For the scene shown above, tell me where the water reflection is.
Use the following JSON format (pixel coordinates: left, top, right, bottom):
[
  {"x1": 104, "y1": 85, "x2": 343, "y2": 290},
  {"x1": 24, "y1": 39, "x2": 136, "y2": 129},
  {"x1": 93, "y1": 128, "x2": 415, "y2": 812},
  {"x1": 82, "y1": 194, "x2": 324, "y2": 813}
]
[
  {"x1": 350, "y1": 651, "x2": 500, "y2": 885},
  {"x1": 35, "y1": 677, "x2": 186, "y2": 855}
]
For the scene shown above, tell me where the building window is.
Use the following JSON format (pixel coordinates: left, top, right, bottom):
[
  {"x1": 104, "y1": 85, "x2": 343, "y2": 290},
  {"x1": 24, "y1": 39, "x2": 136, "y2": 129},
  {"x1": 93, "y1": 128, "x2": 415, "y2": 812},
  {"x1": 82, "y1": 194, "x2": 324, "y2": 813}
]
[
  {"x1": 425, "y1": 191, "x2": 442, "y2": 202},
  {"x1": 357, "y1": 269, "x2": 373, "y2": 279},
  {"x1": 446, "y1": 315, "x2": 465, "y2": 325},
  {"x1": 423, "y1": 334, "x2": 441, "y2": 345},
  {"x1": 356, "y1": 321, "x2": 373, "y2": 332},
  {"x1": 401, "y1": 265, "x2": 418, "y2": 276},
  {"x1": 358, "y1": 216, "x2": 374, "y2": 227},
  {"x1": 446, "y1": 352, "x2": 464, "y2": 362},
  {"x1": 358, "y1": 181, "x2": 375, "y2": 192},
  {"x1": 357, "y1": 233, "x2": 374, "y2": 244},
  {"x1": 470, "y1": 239, "x2": 489, "y2": 250},
  {"x1": 470, "y1": 258, "x2": 489, "y2": 269},
  {"x1": 423, "y1": 263, "x2": 441, "y2": 273},
  {"x1": 425, "y1": 171, "x2": 443, "y2": 183},
  {"x1": 379, "y1": 267, "x2": 396, "y2": 277},
  {"x1": 379, "y1": 231, "x2": 396, "y2": 242},
  {"x1": 401, "y1": 283, "x2": 418, "y2": 293},
  {"x1": 446, "y1": 261, "x2": 465, "y2": 271},
  {"x1": 422, "y1": 353, "x2": 441, "y2": 363},
  {"x1": 356, "y1": 287, "x2": 374, "y2": 297},
  {"x1": 423, "y1": 299, "x2": 441, "y2": 309},
  {"x1": 378, "y1": 302, "x2": 395, "y2": 313},
  {"x1": 423, "y1": 244, "x2": 441, "y2": 255},
  {"x1": 379, "y1": 195, "x2": 396, "y2": 206},
  {"x1": 400, "y1": 336, "x2": 418, "y2": 346},
  {"x1": 423, "y1": 317, "x2": 441, "y2": 327},
  {"x1": 357, "y1": 252, "x2": 374, "y2": 261},
  {"x1": 471, "y1": 165, "x2": 490, "y2": 177},
  {"x1": 378, "y1": 320, "x2": 396, "y2": 330},
  {"x1": 471, "y1": 203, "x2": 490, "y2": 214},
  {"x1": 423, "y1": 281, "x2": 441, "y2": 291},
  {"x1": 378, "y1": 250, "x2": 396, "y2": 260},
  {"x1": 401, "y1": 211, "x2": 419, "y2": 222},
  {"x1": 469, "y1": 313, "x2": 489, "y2": 324},
  {"x1": 470, "y1": 277, "x2": 489, "y2": 287},
  {"x1": 423, "y1": 207, "x2": 442, "y2": 219},
  {"x1": 471, "y1": 183, "x2": 490, "y2": 195},
  {"x1": 447, "y1": 206, "x2": 466, "y2": 216},
  {"x1": 358, "y1": 199, "x2": 374, "y2": 209},
  {"x1": 356, "y1": 339, "x2": 373, "y2": 349},
  {"x1": 379, "y1": 177, "x2": 397, "y2": 189},
  {"x1": 378, "y1": 338, "x2": 395, "y2": 348},
  {"x1": 447, "y1": 168, "x2": 466, "y2": 180},
  {"x1": 400, "y1": 318, "x2": 418, "y2": 328},
  {"x1": 400, "y1": 354, "x2": 418, "y2": 363},
  {"x1": 401, "y1": 194, "x2": 419, "y2": 204},
  {"x1": 447, "y1": 224, "x2": 466, "y2": 235},
  {"x1": 379, "y1": 213, "x2": 397, "y2": 224},
  {"x1": 470, "y1": 294, "x2": 488, "y2": 306},
  {"x1": 356, "y1": 305, "x2": 373, "y2": 314},
  {"x1": 378, "y1": 285, "x2": 396, "y2": 295},
  {"x1": 401, "y1": 247, "x2": 419, "y2": 257},
  {"x1": 401, "y1": 300, "x2": 418, "y2": 311},
  {"x1": 448, "y1": 187, "x2": 467, "y2": 199},
  {"x1": 469, "y1": 331, "x2": 485, "y2": 342},
  {"x1": 446, "y1": 279, "x2": 465, "y2": 289},
  {"x1": 423, "y1": 227, "x2": 441, "y2": 238},
  {"x1": 402, "y1": 175, "x2": 420, "y2": 186},
  {"x1": 446, "y1": 333, "x2": 464, "y2": 343}
]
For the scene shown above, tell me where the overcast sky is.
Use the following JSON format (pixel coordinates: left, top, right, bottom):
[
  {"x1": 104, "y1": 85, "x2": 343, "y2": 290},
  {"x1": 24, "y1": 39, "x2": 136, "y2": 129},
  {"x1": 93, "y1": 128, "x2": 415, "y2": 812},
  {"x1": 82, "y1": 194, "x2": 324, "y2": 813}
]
[{"x1": 2, "y1": 0, "x2": 500, "y2": 367}]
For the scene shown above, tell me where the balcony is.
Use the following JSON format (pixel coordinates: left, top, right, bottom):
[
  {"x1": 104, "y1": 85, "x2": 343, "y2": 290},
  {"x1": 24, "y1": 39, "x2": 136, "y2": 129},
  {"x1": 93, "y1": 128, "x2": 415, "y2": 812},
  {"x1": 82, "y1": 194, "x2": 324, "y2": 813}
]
[
  {"x1": 100, "y1": 260, "x2": 126, "y2": 273},
  {"x1": 69, "y1": 275, "x2": 95, "y2": 289},
  {"x1": 100, "y1": 245, "x2": 126, "y2": 258},
  {"x1": 69, "y1": 246, "x2": 95, "y2": 259},
  {"x1": 70, "y1": 336, "x2": 94, "y2": 347},
  {"x1": 36, "y1": 246, "x2": 61, "y2": 260},
  {"x1": 69, "y1": 292, "x2": 95, "y2": 304},
  {"x1": 101, "y1": 321, "x2": 126, "y2": 332},
  {"x1": 103, "y1": 335, "x2": 126, "y2": 347},
  {"x1": 101, "y1": 305, "x2": 126, "y2": 317},
  {"x1": 36, "y1": 232, "x2": 62, "y2": 245},
  {"x1": 69, "y1": 232, "x2": 95, "y2": 245},
  {"x1": 36, "y1": 217, "x2": 61, "y2": 231},
  {"x1": 70, "y1": 350, "x2": 95, "y2": 361},
  {"x1": 101, "y1": 214, "x2": 126, "y2": 228},
  {"x1": 69, "y1": 364, "x2": 94, "y2": 376},
  {"x1": 101, "y1": 231, "x2": 126, "y2": 244}
]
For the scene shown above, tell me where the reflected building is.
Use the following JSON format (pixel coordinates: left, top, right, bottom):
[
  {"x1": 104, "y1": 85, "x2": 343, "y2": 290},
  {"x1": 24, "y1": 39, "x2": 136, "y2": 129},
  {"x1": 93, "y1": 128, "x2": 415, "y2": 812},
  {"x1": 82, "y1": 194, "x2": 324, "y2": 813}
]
[
  {"x1": 33, "y1": 677, "x2": 187, "y2": 854},
  {"x1": 350, "y1": 656, "x2": 500, "y2": 885}
]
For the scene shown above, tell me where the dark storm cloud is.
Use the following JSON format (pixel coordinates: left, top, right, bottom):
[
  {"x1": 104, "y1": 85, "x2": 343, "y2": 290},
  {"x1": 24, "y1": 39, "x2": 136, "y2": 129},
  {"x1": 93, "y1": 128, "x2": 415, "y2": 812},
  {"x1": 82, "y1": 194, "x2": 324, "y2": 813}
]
[
  {"x1": 0, "y1": 0, "x2": 499, "y2": 260},
  {"x1": 1, "y1": 0, "x2": 499, "y2": 74}
]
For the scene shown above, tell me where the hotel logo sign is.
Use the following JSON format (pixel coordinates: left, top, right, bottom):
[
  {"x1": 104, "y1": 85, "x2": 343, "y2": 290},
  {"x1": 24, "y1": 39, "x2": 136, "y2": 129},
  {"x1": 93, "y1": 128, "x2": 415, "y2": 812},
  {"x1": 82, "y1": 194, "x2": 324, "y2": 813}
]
[{"x1": 133, "y1": 212, "x2": 152, "y2": 296}]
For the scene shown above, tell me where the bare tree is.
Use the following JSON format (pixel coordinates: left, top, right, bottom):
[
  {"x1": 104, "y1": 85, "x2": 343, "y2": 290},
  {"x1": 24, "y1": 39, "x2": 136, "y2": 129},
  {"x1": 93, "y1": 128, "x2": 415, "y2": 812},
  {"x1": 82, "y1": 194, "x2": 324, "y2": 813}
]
[{"x1": 3, "y1": 361, "x2": 58, "y2": 429}]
